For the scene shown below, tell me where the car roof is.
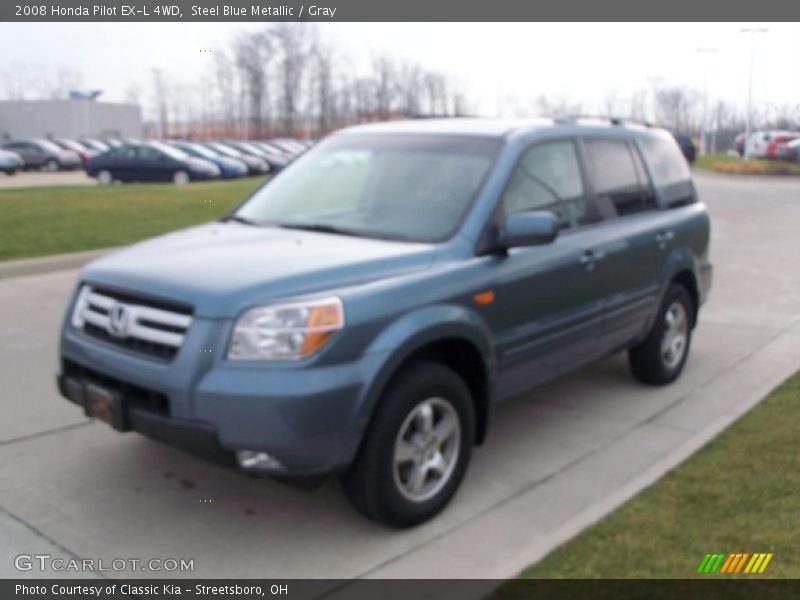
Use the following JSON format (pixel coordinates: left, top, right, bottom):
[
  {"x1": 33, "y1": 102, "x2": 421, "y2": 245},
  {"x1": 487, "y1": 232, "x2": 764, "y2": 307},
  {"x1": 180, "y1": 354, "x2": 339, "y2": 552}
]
[{"x1": 338, "y1": 117, "x2": 666, "y2": 139}]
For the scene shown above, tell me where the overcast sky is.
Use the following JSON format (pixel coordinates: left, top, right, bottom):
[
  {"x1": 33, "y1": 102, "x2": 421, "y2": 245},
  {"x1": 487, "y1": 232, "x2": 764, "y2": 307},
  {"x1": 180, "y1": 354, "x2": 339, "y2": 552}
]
[{"x1": 0, "y1": 22, "x2": 798, "y2": 117}]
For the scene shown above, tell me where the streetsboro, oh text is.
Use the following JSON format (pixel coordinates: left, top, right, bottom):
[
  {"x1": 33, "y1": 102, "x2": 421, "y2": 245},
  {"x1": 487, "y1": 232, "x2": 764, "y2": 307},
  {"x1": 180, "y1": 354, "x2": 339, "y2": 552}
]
[{"x1": 191, "y1": 5, "x2": 338, "y2": 17}]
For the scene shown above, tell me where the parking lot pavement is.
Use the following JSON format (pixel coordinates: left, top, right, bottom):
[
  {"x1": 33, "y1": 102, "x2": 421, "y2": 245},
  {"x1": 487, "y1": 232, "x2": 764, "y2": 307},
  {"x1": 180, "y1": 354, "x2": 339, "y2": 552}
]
[
  {"x1": 0, "y1": 171, "x2": 798, "y2": 582},
  {"x1": 0, "y1": 170, "x2": 94, "y2": 189}
]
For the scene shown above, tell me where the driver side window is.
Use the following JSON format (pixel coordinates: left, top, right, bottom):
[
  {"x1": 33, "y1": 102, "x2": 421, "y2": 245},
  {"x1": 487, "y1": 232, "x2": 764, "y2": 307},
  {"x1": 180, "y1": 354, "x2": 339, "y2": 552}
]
[{"x1": 503, "y1": 139, "x2": 593, "y2": 229}]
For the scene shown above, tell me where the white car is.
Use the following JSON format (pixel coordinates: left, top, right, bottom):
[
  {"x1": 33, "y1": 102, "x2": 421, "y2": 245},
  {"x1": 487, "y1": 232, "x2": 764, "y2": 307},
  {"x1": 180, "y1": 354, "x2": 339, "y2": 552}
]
[{"x1": 0, "y1": 149, "x2": 24, "y2": 175}]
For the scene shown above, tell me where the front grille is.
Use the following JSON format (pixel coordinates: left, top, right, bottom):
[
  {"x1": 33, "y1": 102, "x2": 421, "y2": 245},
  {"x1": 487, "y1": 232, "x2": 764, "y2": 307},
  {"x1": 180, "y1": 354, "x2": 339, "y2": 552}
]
[
  {"x1": 72, "y1": 285, "x2": 193, "y2": 361},
  {"x1": 63, "y1": 359, "x2": 169, "y2": 416}
]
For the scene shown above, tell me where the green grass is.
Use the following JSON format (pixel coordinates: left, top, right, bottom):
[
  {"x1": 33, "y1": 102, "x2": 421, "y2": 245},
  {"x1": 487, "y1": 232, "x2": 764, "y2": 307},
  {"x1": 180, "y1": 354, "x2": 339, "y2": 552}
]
[
  {"x1": 495, "y1": 371, "x2": 800, "y2": 587},
  {"x1": 0, "y1": 178, "x2": 266, "y2": 261},
  {"x1": 694, "y1": 153, "x2": 800, "y2": 176}
]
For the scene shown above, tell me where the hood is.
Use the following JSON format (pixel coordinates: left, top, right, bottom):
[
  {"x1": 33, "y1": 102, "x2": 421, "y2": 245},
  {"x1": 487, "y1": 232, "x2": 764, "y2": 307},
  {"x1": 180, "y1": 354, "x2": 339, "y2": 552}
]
[{"x1": 81, "y1": 222, "x2": 436, "y2": 318}]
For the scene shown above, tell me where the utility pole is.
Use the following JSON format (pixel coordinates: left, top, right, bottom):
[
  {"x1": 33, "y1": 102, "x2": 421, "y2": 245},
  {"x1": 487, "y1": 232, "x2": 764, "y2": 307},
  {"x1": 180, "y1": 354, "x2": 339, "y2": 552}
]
[
  {"x1": 740, "y1": 27, "x2": 768, "y2": 160},
  {"x1": 697, "y1": 48, "x2": 718, "y2": 155}
]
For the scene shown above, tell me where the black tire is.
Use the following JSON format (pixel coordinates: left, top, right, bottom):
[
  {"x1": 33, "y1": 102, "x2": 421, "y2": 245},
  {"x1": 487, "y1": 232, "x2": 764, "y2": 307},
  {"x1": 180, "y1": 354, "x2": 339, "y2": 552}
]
[
  {"x1": 629, "y1": 284, "x2": 694, "y2": 386},
  {"x1": 342, "y1": 361, "x2": 475, "y2": 528},
  {"x1": 3, "y1": 168, "x2": 16, "y2": 176}
]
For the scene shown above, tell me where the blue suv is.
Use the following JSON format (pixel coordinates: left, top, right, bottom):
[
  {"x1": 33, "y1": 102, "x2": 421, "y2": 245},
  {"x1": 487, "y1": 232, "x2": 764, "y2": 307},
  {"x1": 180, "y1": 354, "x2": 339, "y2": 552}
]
[{"x1": 58, "y1": 118, "x2": 712, "y2": 527}]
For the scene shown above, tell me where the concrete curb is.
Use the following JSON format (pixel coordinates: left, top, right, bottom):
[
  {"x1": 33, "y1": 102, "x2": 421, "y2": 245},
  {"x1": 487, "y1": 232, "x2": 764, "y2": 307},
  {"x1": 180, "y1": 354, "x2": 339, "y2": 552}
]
[{"x1": 0, "y1": 248, "x2": 116, "y2": 280}]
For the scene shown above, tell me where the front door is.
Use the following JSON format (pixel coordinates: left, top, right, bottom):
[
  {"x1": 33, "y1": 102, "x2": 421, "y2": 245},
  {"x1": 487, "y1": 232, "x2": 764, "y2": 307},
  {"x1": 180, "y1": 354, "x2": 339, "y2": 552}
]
[{"x1": 491, "y1": 138, "x2": 608, "y2": 399}]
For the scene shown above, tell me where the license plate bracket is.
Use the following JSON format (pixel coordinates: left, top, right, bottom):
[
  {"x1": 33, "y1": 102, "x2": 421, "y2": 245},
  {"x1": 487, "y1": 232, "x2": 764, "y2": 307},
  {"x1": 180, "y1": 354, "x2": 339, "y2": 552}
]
[{"x1": 84, "y1": 383, "x2": 129, "y2": 431}]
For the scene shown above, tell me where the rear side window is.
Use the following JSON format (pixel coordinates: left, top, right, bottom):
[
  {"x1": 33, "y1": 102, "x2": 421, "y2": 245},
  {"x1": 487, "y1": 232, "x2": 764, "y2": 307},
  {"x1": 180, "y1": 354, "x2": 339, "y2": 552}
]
[
  {"x1": 640, "y1": 136, "x2": 696, "y2": 208},
  {"x1": 583, "y1": 139, "x2": 658, "y2": 217},
  {"x1": 502, "y1": 139, "x2": 595, "y2": 229}
]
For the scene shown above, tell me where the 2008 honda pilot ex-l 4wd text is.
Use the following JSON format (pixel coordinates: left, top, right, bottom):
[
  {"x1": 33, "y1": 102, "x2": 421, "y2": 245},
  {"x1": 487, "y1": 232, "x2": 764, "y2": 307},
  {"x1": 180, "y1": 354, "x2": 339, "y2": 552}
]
[{"x1": 58, "y1": 118, "x2": 712, "y2": 527}]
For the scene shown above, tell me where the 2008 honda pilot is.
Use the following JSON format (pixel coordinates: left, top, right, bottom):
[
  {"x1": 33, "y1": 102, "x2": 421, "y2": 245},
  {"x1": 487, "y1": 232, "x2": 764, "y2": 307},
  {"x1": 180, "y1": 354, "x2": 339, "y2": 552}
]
[{"x1": 58, "y1": 118, "x2": 712, "y2": 527}]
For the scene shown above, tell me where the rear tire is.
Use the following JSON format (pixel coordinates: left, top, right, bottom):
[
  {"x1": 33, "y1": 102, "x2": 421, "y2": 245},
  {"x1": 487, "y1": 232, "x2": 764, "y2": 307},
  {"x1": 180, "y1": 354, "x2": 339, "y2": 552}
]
[
  {"x1": 629, "y1": 284, "x2": 694, "y2": 386},
  {"x1": 173, "y1": 170, "x2": 190, "y2": 185},
  {"x1": 97, "y1": 170, "x2": 113, "y2": 185},
  {"x1": 45, "y1": 159, "x2": 60, "y2": 172},
  {"x1": 3, "y1": 168, "x2": 16, "y2": 176},
  {"x1": 342, "y1": 361, "x2": 475, "y2": 528}
]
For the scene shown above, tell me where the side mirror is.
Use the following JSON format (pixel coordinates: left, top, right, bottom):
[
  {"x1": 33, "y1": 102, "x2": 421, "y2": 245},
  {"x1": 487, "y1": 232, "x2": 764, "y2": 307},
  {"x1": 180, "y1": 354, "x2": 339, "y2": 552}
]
[{"x1": 502, "y1": 211, "x2": 559, "y2": 248}]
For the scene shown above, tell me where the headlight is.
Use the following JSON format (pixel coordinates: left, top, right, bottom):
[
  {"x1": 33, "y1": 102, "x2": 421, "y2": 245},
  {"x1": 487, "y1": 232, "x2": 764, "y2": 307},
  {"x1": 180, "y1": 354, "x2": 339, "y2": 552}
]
[{"x1": 227, "y1": 297, "x2": 344, "y2": 361}]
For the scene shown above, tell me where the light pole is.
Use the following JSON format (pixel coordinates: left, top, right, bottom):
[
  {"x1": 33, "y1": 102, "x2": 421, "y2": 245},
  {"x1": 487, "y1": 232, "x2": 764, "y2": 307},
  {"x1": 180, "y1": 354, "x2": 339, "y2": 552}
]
[
  {"x1": 697, "y1": 48, "x2": 718, "y2": 155},
  {"x1": 740, "y1": 27, "x2": 768, "y2": 160}
]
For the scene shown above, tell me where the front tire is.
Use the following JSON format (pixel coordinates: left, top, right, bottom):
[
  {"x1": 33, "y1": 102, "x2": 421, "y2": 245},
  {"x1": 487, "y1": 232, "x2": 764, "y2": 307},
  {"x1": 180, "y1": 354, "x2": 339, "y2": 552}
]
[
  {"x1": 173, "y1": 170, "x2": 190, "y2": 185},
  {"x1": 342, "y1": 361, "x2": 475, "y2": 528},
  {"x1": 45, "y1": 159, "x2": 60, "y2": 172},
  {"x1": 629, "y1": 284, "x2": 694, "y2": 385}
]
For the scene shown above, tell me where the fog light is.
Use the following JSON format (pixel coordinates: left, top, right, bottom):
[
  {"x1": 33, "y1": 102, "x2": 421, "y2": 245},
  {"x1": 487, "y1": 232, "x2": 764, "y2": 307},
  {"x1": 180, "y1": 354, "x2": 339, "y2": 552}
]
[{"x1": 236, "y1": 450, "x2": 284, "y2": 472}]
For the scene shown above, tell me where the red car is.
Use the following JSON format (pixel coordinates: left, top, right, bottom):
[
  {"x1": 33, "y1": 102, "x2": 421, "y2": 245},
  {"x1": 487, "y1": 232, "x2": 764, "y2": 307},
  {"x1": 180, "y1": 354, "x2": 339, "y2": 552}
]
[{"x1": 765, "y1": 132, "x2": 800, "y2": 160}]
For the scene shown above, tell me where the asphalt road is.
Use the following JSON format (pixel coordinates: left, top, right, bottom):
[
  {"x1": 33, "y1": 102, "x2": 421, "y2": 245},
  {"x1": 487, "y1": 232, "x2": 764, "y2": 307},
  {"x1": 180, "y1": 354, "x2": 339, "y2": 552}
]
[
  {"x1": 0, "y1": 172, "x2": 798, "y2": 585},
  {"x1": 0, "y1": 170, "x2": 94, "y2": 189}
]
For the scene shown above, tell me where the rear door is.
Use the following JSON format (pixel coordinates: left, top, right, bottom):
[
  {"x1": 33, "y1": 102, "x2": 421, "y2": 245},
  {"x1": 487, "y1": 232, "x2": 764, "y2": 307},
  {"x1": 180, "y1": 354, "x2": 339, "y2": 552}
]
[
  {"x1": 579, "y1": 136, "x2": 667, "y2": 352},
  {"x1": 492, "y1": 138, "x2": 609, "y2": 398}
]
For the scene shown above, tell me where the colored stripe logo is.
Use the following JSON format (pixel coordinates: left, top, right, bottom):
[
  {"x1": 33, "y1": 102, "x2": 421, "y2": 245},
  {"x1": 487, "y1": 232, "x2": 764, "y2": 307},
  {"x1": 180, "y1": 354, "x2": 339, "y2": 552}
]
[{"x1": 696, "y1": 553, "x2": 773, "y2": 574}]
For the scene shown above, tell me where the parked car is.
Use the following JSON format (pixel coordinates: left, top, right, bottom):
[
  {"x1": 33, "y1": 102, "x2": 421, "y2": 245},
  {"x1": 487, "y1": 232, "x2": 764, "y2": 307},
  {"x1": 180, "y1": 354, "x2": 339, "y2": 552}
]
[
  {"x1": 53, "y1": 139, "x2": 98, "y2": 168},
  {"x1": 0, "y1": 149, "x2": 24, "y2": 175},
  {"x1": 86, "y1": 142, "x2": 220, "y2": 184},
  {"x1": 58, "y1": 118, "x2": 712, "y2": 527},
  {"x1": 80, "y1": 138, "x2": 112, "y2": 153},
  {"x1": 1, "y1": 139, "x2": 82, "y2": 171},
  {"x1": 203, "y1": 141, "x2": 270, "y2": 176},
  {"x1": 784, "y1": 138, "x2": 800, "y2": 161},
  {"x1": 252, "y1": 140, "x2": 293, "y2": 157},
  {"x1": 268, "y1": 137, "x2": 307, "y2": 156},
  {"x1": 768, "y1": 132, "x2": 800, "y2": 160},
  {"x1": 671, "y1": 132, "x2": 696, "y2": 163},
  {"x1": 743, "y1": 130, "x2": 800, "y2": 159},
  {"x1": 170, "y1": 141, "x2": 248, "y2": 179},
  {"x1": 221, "y1": 140, "x2": 290, "y2": 172}
]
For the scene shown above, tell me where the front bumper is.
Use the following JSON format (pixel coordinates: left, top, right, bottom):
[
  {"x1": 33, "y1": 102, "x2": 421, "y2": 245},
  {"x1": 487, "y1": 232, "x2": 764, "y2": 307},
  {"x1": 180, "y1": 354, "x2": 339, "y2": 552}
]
[{"x1": 59, "y1": 323, "x2": 388, "y2": 476}]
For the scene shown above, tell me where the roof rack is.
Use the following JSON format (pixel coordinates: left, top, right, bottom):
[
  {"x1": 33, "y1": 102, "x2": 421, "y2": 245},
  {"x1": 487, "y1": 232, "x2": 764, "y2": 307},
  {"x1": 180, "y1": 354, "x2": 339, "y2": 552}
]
[{"x1": 553, "y1": 115, "x2": 654, "y2": 128}]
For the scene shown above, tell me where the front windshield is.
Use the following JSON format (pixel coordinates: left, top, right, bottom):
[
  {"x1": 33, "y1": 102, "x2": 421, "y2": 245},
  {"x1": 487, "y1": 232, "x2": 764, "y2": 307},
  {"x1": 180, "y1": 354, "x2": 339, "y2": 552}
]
[{"x1": 235, "y1": 134, "x2": 501, "y2": 243}]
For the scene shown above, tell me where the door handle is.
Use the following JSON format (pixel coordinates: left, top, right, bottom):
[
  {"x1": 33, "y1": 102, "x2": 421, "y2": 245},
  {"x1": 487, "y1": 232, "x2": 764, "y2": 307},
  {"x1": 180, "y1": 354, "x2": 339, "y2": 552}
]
[
  {"x1": 579, "y1": 249, "x2": 605, "y2": 271},
  {"x1": 656, "y1": 230, "x2": 675, "y2": 249}
]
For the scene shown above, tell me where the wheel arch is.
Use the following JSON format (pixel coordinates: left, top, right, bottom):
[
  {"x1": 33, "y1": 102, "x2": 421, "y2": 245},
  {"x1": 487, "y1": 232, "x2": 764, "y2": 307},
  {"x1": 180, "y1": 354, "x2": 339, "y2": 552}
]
[{"x1": 360, "y1": 306, "x2": 497, "y2": 446}]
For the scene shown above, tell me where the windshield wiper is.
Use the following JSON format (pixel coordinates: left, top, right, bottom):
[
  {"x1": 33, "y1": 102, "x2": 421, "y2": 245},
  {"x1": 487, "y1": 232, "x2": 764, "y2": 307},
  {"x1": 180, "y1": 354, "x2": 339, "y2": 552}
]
[
  {"x1": 221, "y1": 214, "x2": 259, "y2": 226},
  {"x1": 276, "y1": 222, "x2": 362, "y2": 237}
]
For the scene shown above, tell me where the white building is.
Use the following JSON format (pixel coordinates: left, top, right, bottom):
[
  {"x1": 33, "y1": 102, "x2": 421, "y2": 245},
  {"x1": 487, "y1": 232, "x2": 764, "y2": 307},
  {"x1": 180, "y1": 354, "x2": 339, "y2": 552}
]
[{"x1": 0, "y1": 99, "x2": 143, "y2": 140}]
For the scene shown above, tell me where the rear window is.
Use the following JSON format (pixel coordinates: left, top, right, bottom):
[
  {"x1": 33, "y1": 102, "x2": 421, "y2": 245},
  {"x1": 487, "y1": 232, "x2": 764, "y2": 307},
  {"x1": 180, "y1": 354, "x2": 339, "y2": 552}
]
[{"x1": 640, "y1": 136, "x2": 695, "y2": 208}]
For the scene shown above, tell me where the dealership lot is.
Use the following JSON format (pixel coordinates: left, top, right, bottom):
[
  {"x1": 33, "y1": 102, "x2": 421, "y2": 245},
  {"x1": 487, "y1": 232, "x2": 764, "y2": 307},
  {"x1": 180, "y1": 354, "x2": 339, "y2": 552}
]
[{"x1": 0, "y1": 172, "x2": 798, "y2": 583}]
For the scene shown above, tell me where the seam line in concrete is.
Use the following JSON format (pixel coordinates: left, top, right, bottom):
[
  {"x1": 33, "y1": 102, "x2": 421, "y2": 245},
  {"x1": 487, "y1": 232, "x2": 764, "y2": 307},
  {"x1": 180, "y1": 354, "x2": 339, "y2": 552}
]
[
  {"x1": 0, "y1": 420, "x2": 91, "y2": 448},
  {"x1": 0, "y1": 502, "x2": 112, "y2": 581}
]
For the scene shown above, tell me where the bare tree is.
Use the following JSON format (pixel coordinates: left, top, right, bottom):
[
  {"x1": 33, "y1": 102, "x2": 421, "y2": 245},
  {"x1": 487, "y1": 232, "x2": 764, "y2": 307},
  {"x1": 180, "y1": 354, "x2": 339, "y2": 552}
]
[
  {"x1": 655, "y1": 86, "x2": 700, "y2": 133},
  {"x1": 372, "y1": 54, "x2": 398, "y2": 119},
  {"x1": 270, "y1": 23, "x2": 313, "y2": 136},
  {"x1": 234, "y1": 31, "x2": 272, "y2": 138},
  {"x1": 311, "y1": 36, "x2": 338, "y2": 131},
  {"x1": 213, "y1": 50, "x2": 237, "y2": 136},
  {"x1": 151, "y1": 68, "x2": 170, "y2": 138}
]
